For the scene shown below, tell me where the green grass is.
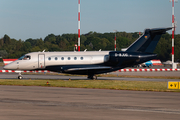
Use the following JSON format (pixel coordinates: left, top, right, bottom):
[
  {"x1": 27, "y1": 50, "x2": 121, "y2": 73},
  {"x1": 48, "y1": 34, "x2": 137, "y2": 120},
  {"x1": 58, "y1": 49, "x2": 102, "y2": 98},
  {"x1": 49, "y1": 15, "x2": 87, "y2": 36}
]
[
  {"x1": 0, "y1": 79, "x2": 179, "y2": 92},
  {"x1": 22, "y1": 72, "x2": 180, "y2": 80}
]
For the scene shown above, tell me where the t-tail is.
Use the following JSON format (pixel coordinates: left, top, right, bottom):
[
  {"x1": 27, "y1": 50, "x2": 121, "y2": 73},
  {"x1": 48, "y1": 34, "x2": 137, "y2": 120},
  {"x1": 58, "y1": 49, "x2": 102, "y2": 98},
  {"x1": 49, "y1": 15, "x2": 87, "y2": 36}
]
[{"x1": 126, "y1": 27, "x2": 172, "y2": 53}]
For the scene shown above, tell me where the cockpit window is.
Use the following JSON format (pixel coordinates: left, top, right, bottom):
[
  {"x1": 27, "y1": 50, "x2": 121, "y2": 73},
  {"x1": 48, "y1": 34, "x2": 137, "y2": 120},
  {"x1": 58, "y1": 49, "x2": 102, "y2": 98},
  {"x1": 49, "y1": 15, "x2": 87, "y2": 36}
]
[
  {"x1": 18, "y1": 55, "x2": 31, "y2": 60},
  {"x1": 24, "y1": 55, "x2": 31, "y2": 60},
  {"x1": 18, "y1": 55, "x2": 25, "y2": 60}
]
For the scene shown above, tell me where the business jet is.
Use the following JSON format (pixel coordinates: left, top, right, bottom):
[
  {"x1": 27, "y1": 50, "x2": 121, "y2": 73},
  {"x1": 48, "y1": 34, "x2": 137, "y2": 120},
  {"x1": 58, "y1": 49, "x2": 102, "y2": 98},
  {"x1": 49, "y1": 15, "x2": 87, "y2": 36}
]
[{"x1": 3, "y1": 27, "x2": 171, "y2": 79}]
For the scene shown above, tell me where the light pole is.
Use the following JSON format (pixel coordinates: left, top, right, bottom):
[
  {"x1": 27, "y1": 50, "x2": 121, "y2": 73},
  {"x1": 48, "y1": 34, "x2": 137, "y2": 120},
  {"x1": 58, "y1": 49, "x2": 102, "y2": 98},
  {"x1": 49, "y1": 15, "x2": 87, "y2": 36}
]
[
  {"x1": 78, "y1": 0, "x2": 81, "y2": 51},
  {"x1": 170, "y1": 0, "x2": 178, "y2": 69},
  {"x1": 74, "y1": 44, "x2": 77, "y2": 51},
  {"x1": 114, "y1": 30, "x2": 117, "y2": 51}
]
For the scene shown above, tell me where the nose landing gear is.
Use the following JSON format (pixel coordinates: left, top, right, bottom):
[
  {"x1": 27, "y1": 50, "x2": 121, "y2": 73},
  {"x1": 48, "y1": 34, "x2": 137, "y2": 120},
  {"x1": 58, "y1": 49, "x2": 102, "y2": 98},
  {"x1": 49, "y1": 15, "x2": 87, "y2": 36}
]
[{"x1": 18, "y1": 72, "x2": 23, "y2": 79}]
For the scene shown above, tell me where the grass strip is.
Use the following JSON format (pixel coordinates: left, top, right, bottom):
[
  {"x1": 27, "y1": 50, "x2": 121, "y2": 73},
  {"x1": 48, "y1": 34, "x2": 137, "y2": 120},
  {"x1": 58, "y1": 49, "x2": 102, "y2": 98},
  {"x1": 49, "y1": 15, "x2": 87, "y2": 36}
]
[
  {"x1": 0, "y1": 79, "x2": 179, "y2": 92},
  {"x1": 22, "y1": 72, "x2": 180, "y2": 79}
]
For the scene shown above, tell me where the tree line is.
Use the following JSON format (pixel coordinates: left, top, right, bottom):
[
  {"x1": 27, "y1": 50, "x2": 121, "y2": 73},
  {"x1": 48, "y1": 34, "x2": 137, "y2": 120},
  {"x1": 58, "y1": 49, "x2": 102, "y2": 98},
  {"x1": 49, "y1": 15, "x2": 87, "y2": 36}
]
[{"x1": 0, "y1": 31, "x2": 180, "y2": 62}]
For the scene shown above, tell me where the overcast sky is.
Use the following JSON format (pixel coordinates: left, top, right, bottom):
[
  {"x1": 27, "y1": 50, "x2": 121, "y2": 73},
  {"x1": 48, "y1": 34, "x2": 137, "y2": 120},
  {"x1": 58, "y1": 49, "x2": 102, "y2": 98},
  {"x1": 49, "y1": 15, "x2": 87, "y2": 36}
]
[{"x1": 0, "y1": 0, "x2": 179, "y2": 40}]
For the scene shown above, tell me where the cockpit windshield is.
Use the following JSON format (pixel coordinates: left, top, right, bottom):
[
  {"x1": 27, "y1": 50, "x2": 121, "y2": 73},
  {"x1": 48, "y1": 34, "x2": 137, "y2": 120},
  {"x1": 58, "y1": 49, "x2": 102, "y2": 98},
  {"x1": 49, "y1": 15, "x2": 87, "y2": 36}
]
[{"x1": 18, "y1": 55, "x2": 31, "y2": 60}]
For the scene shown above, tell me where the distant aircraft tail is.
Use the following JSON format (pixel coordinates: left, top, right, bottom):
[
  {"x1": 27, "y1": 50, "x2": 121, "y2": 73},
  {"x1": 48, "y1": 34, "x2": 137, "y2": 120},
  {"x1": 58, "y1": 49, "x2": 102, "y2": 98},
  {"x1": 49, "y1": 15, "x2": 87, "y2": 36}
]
[
  {"x1": 3, "y1": 59, "x2": 17, "y2": 65},
  {"x1": 126, "y1": 27, "x2": 172, "y2": 53}
]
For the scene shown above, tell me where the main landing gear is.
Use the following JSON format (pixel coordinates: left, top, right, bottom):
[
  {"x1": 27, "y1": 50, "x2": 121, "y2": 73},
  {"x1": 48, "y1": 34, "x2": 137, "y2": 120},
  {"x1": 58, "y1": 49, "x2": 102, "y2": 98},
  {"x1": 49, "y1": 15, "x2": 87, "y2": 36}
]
[
  {"x1": 87, "y1": 75, "x2": 97, "y2": 80},
  {"x1": 18, "y1": 72, "x2": 23, "y2": 79}
]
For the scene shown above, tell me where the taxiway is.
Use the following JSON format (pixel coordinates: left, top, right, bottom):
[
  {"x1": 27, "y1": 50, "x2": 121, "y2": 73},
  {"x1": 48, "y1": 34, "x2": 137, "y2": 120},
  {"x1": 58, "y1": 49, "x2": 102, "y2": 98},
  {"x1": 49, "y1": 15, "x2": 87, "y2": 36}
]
[
  {"x1": 0, "y1": 85, "x2": 179, "y2": 120},
  {"x1": 0, "y1": 66, "x2": 180, "y2": 119},
  {"x1": 0, "y1": 73, "x2": 180, "y2": 81}
]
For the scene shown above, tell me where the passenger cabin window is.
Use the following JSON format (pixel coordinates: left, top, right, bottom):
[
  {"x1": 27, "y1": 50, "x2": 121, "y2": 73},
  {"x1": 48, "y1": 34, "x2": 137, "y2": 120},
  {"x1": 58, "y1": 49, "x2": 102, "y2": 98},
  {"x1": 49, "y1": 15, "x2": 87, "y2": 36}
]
[
  {"x1": 48, "y1": 57, "x2": 51, "y2": 60},
  {"x1": 80, "y1": 57, "x2": 83, "y2": 60},
  {"x1": 61, "y1": 57, "x2": 64, "y2": 60},
  {"x1": 74, "y1": 57, "x2": 77, "y2": 60},
  {"x1": 55, "y1": 57, "x2": 58, "y2": 60},
  {"x1": 68, "y1": 57, "x2": 71, "y2": 60}
]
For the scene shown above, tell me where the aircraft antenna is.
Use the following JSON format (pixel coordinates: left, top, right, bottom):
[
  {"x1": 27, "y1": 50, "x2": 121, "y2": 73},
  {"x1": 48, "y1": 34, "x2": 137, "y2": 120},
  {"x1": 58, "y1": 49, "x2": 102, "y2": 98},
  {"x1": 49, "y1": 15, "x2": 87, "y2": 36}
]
[
  {"x1": 78, "y1": 0, "x2": 80, "y2": 51},
  {"x1": 170, "y1": 0, "x2": 178, "y2": 69}
]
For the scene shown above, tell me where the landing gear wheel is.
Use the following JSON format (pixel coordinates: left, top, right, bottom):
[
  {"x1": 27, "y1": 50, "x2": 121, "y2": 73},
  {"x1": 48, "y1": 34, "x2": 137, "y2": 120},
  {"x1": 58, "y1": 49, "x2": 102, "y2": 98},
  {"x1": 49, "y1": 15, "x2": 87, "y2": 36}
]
[
  {"x1": 18, "y1": 72, "x2": 23, "y2": 79},
  {"x1": 18, "y1": 76, "x2": 23, "y2": 79},
  {"x1": 93, "y1": 75, "x2": 97, "y2": 80},
  {"x1": 87, "y1": 75, "x2": 97, "y2": 80}
]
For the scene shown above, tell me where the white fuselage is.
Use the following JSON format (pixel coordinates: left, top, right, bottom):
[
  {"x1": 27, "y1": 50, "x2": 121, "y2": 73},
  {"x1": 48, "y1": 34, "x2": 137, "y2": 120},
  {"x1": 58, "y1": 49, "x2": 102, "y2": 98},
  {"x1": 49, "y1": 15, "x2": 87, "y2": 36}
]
[{"x1": 4, "y1": 51, "x2": 110, "y2": 70}]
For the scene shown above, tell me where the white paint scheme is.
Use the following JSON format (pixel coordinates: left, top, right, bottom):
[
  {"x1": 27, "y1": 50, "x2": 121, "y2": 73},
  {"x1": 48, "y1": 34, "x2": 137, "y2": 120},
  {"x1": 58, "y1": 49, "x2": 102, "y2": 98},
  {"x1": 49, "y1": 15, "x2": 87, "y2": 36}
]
[
  {"x1": 3, "y1": 27, "x2": 172, "y2": 79},
  {"x1": 4, "y1": 51, "x2": 110, "y2": 70}
]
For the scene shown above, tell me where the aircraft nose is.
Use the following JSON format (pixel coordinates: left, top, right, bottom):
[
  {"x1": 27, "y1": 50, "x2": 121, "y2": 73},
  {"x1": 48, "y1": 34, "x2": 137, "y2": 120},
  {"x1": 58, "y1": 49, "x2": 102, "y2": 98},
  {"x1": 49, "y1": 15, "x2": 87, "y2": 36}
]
[
  {"x1": 3, "y1": 65, "x2": 9, "y2": 70},
  {"x1": 3, "y1": 64, "x2": 15, "y2": 70}
]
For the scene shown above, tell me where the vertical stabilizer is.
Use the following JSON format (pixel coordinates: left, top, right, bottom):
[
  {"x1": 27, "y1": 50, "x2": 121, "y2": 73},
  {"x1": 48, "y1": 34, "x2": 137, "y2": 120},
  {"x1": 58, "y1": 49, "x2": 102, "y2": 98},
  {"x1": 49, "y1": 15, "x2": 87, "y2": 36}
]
[{"x1": 126, "y1": 27, "x2": 172, "y2": 53}]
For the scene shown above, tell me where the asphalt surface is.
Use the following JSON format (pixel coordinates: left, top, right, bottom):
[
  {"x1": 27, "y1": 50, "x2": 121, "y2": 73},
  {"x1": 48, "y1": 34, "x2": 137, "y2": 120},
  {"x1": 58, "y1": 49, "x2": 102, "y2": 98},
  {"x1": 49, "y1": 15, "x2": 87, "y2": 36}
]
[
  {"x1": 0, "y1": 85, "x2": 180, "y2": 120},
  {"x1": 112, "y1": 66, "x2": 180, "y2": 77},
  {"x1": 0, "y1": 66, "x2": 180, "y2": 119},
  {"x1": 1, "y1": 66, "x2": 180, "y2": 81},
  {"x1": 0, "y1": 73, "x2": 180, "y2": 82}
]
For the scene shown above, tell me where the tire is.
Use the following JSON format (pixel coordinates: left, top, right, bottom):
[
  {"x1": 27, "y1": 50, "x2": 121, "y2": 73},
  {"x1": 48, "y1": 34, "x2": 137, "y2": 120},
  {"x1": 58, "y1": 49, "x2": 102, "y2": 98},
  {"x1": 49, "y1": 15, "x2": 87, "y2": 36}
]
[{"x1": 18, "y1": 76, "x2": 23, "y2": 79}]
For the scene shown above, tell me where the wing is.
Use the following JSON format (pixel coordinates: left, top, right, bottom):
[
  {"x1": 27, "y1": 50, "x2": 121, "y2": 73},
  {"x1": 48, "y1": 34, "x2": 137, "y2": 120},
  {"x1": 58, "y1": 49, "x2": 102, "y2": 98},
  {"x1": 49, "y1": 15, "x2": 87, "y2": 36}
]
[
  {"x1": 62, "y1": 66, "x2": 112, "y2": 75},
  {"x1": 65, "y1": 66, "x2": 112, "y2": 72}
]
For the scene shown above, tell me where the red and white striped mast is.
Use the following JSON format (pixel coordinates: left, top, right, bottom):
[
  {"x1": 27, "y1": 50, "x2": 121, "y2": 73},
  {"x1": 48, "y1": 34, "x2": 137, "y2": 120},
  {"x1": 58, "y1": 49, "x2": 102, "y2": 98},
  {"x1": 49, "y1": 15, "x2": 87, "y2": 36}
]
[
  {"x1": 78, "y1": 0, "x2": 80, "y2": 51},
  {"x1": 170, "y1": 0, "x2": 178, "y2": 69},
  {"x1": 114, "y1": 30, "x2": 117, "y2": 51}
]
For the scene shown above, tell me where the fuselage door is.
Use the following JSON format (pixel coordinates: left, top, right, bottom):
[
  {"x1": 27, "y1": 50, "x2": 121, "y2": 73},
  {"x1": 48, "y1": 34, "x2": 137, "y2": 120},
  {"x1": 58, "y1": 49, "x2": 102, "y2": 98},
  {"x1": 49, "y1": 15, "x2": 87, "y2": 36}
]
[{"x1": 38, "y1": 54, "x2": 45, "y2": 68}]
